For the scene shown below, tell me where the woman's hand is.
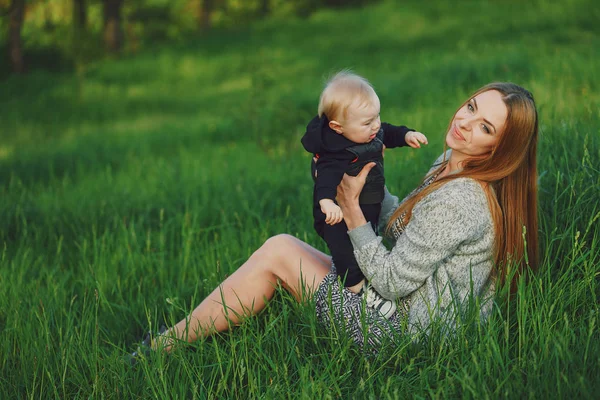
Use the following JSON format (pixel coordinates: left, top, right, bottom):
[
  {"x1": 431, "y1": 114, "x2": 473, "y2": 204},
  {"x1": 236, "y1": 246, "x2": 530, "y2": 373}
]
[{"x1": 336, "y1": 162, "x2": 376, "y2": 230}]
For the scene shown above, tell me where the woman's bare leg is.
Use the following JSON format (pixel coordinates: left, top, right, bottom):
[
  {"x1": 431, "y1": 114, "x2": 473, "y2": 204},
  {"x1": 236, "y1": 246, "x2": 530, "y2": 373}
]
[{"x1": 156, "y1": 234, "x2": 331, "y2": 350}]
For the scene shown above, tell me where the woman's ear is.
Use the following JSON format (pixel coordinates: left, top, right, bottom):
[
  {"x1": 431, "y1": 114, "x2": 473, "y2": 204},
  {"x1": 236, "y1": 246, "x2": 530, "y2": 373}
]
[{"x1": 328, "y1": 120, "x2": 344, "y2": 134}]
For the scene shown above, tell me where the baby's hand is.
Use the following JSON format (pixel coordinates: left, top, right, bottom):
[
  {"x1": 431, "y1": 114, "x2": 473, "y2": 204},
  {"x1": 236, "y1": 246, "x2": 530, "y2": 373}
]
[
  {"x1": 319, "y1": 199, "x2": 343, "y2": 225},
  {"x1": 406, "y1": 131, "x2": 429, "y2": 148}
]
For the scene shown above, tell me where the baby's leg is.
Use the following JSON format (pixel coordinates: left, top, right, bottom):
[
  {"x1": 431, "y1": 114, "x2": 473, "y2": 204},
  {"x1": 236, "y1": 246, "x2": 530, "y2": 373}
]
[
  {"x1": 322, "y1": 221, "x2": 365, "y2": 293},
  {"x1": 361, "y1": 203, "x2": 381, "y2": 236},
  {"x1": 321, "y1": 203, "x2": 381, "y2": 293}
]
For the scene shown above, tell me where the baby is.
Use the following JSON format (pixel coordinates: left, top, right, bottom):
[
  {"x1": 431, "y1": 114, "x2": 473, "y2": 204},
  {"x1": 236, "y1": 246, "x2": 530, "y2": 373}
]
[{"x1": 301, "y1": 71, "x2": 428, "y2": 318}]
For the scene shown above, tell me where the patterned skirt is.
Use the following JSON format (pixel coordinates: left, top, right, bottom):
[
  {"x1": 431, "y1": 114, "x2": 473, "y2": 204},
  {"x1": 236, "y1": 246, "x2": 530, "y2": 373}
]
[{"x1": 314, "y1": 266, "x2": 411, "y2": 353}]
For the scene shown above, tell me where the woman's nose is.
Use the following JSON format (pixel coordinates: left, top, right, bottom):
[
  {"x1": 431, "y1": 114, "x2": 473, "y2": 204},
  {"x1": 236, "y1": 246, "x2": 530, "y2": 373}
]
[{"x1": 457, "y1": 117, "x2": 472, "y2": 131}]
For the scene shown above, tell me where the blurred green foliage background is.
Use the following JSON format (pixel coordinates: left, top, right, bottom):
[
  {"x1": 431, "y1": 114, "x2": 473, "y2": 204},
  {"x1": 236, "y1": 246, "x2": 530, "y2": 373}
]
[{"x1": 0, "y1": 0, "x2": 378, "y2": 76}]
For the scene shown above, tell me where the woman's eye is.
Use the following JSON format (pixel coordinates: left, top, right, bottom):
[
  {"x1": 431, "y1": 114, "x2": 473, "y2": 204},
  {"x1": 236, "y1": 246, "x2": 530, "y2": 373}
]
[
  {"x1": 482, "y1": 124, "x2": 490, "y2": 134},
  {"x1": 467, "y1": 103, "x2": 475, "y2": 113}
]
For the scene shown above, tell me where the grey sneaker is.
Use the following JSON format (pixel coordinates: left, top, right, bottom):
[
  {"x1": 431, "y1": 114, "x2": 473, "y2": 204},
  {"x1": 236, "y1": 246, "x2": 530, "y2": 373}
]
[
  {"x1": 128, "y1": 325, "x2": 167, "y2": 366},
  {"x1": 361, "y1": 285, "x2": 397, "y2": 319}
]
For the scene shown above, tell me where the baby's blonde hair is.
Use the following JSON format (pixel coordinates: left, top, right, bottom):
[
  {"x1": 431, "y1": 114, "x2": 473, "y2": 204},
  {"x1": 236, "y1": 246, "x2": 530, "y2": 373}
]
[{"x1": 318, "y1": 70, "x2": 378, "y2": 122}]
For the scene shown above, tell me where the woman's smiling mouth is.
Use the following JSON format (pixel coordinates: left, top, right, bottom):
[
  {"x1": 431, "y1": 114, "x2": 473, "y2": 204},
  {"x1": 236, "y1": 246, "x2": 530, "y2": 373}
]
[{"x1": 452, "y1": 123, "x2": 466, "y2": 141}]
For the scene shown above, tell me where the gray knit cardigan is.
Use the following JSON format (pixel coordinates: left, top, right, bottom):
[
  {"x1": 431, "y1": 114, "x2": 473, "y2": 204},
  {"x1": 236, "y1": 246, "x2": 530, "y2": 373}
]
[{"x1": 348, "y1": 151, "x2": 496, "y2": 334}]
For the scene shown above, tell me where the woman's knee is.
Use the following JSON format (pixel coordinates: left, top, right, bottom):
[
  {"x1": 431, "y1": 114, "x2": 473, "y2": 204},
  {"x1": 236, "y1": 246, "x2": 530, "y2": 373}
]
[{"x1": 260, "y1": 234, "x2": 298, "y2": 259}]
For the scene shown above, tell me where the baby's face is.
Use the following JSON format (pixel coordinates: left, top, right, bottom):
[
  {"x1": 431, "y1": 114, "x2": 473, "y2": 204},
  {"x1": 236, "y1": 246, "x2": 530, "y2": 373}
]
[{"x1": 339, "y1": 96, "x2": 381, "y2": 144}]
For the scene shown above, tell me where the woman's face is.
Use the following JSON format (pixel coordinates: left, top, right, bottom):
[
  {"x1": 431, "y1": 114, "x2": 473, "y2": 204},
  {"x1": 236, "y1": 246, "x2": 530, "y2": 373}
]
[{"x1": 446, "y1": 90, "x2": 508, "y2": 159}]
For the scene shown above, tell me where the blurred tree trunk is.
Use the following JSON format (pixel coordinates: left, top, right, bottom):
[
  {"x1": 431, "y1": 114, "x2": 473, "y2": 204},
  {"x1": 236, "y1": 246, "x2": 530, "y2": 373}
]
[
  {"x1": 73, "y1": 0, "x2": 86, "y2": 32},
  {"x1": 199, "y1": 0, "x2": 214, "y2": 31},
  {"x1": 73, "y1": 0, "x2": 86, "y2": 61},
  {"x1": 73, "y1": 0, "x2": 87, "y2": 95},
  {"x1": 8, "y1": 0, "x2": 25, "y2": 74},
  {"x1": 259, "y1": 0, "x2": 270, "y2": 17},
  {"x1": 102, "y1": 0, "x2": 123, "y2": 54}
]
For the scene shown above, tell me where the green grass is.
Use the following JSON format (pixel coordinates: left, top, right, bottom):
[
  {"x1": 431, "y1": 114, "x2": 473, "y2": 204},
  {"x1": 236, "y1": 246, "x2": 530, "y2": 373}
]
[{"x1": 1, "y1": 0, "x2": 599, "y2": 397}]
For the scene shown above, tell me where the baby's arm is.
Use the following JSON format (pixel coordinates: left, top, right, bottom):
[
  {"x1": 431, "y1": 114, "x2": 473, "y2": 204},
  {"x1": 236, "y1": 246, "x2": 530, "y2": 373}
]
[
  {"x1": 314, "y1": 155, "x2": 350, "y2": 225},
  {"x1": 380, "y1": 123, "x2": 411, "y2": 148},
  {"x1": 319, "y1": 199, "x2": 343, "y2": 225},
  {"x1": 405, "y1": 131, "x2": 428, "y2": 148},
  {"x1": 381, "y1": 123, "x2": 428, "y2": 149}
]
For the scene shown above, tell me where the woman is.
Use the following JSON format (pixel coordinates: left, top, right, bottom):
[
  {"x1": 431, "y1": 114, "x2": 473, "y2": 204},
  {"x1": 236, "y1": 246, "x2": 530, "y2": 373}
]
[{"x1": 133, "y1": 82, "x2": 539, "y2": 355}]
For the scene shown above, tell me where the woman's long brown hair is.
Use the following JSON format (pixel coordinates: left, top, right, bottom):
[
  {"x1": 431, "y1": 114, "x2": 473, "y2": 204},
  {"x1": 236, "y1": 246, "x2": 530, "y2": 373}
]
[{"x1": 387, "y1": 83, "x2": 539, "y2": 290}]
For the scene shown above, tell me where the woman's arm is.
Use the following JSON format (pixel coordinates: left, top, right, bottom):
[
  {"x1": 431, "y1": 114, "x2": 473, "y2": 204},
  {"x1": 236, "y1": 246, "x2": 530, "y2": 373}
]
[
  {"x1": 340, "y1": 176, "x2": 488, "y2": 299},
  {"x1": 378, "y1": 187, "x2": 399, "y2": 232},
  {"x1": 336, "y1": 163, "x2": 399, "y2": 234},
  {"x1": 335, "y1": 162, "x2": 375, "y2": 231}
]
